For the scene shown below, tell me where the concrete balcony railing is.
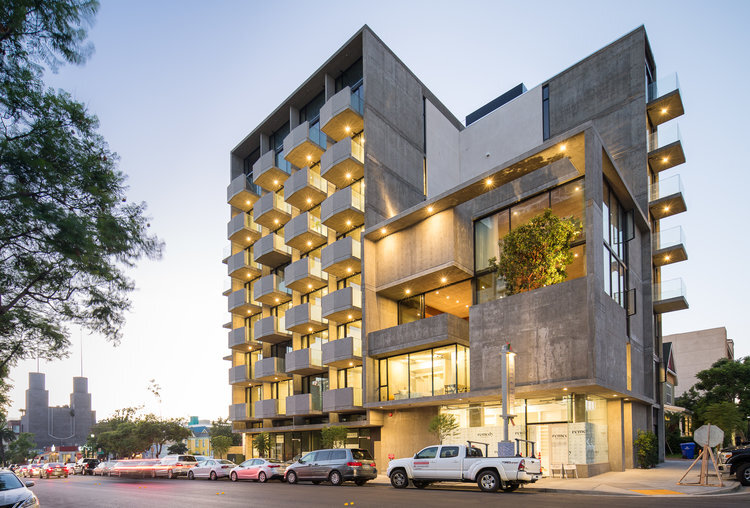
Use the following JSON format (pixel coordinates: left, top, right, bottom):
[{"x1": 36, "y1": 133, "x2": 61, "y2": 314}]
[
  {"x1": 228, "y1": 288, "x2": 262, "y2": 316},
  {"x1": 227, "y1": 213, "x2": 262, "y2": 247},
  {"x1": 285, "y1": 346, "x2": 326, "y2": 375},
  {"x1": 320, "y1": 136, "x2": 364, "y2": 189},
  {"x1": 253, "y1": 150, "x2": 292, "y2": 191},
  {"x1": 649, "y1": 174, "x2": 687, "y2": 220},
  {"x1": 284, "y1": 212, "x2": 328, "y2": 251},
  {"x1": 321, "y1": 285, "x2": 362, "y2": 322},
  {"x1": 368, "y1": 313, "x2": 470, "y2": 358},
  {"x1": 283, "y1": 121, "x2": 327, "y2": 168},
  {"x1": 285, "y1": 257, "x2": 328, "y2": 293},
  {"x1": 653, "y1": 226, "x2": 687, "y2": 267},
  {"x1": 321, "y1": 236, "x2": 361, "y2": 278},
  {"x1": 227, "y1": 250, "x2": 262, "y2": 281},
  {"x1": 321, "y1": 186, "x2": 365, "y2": 233},
  {"x1": 320, "y1": 86, "x2": 364, "y2": 142},
  {"x1": 253, "y1": 315, "x2": 292, "y2": 344},
  {"x1": 322, "y1": 336, "x2": 363, "y2": 368},
  {"x1": 255, "y1": 398, "x2": 284, "y2": 419},
  {"x1": 254, "y1": 356, "x2": 290, "y2": 382},
  {"x1": 229, "y1": 402, "x2": 253, "y2": 421},
  {"x1": 284, "y1": 303, "x2": 328, "y2": 334},
  {"x1": 254, "y1": 191, "x2": 293, "y2": 230},
  {"x1": 647, "y1": 73, "x2": 684, "y2": 128},
  {"x1": 284, "y1": 166, "x2": 328, "y2": 210},
  {"x1": 647, "y1": 121, "x2": 685, "y2": 173},
  {"x1": 653, "y1": 278, "x2": 689, "y2": 314},
  {"x1": 323, "y1": 387, "x2": 362, "y2": 413},
  {"x1": 253, "y1": 274, "x2": 292, "y2": 306},
  {"x1": 228, "y1": 364, "x2": 252, "y2": 385},
  {"x1": 254, "y1": 232, "x2": 292, "y2": 268},
  {"x1": 285, "y1": 392, "x2": 323, "y2": 416},
  {"x1": 227, "y1": 174, "x2": 262, "y2": 212},
  {"x1": 228, "y1": 326, "x2": 261, "y2": 351}
]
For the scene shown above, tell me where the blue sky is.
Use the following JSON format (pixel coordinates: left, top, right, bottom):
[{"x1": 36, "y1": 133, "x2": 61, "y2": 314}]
[{"x1": 7, "y1": 0, "x2": 749, "y2": 420}]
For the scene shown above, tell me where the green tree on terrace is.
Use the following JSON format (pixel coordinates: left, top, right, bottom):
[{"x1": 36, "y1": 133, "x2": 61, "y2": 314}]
[
  {"x1": 489, "y1": 209, "x2": 581, "y2": 295},
  {"x1": 0, "y1": 1, "x2": 163, "y2": 388}
]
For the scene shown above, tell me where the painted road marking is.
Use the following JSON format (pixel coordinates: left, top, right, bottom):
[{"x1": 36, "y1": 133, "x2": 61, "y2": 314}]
[{"x1": 631, "y1": 489, "x2": 685, "y2": 495}]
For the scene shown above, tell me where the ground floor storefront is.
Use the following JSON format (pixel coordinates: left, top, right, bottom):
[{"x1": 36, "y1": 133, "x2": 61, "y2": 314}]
[{"x1": 241, "y1": 427, "x2": 379, "y2": 462}]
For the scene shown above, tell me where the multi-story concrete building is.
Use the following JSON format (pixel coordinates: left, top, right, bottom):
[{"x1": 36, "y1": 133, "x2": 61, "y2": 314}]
[
  {"x1": 225, "y1": 25, "x2": 687, "y2": 476},
  {"x1": 20, "y1": 373, "x2": 96, "y2": 450},
  {"x1": 665, "y1": 327, "x2": 734, "y2": 398}
]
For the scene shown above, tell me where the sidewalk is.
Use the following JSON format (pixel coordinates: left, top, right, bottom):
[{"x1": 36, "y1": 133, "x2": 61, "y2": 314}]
[{"x1": 373, "y1": 460, "x2": 744, "y2": 496}]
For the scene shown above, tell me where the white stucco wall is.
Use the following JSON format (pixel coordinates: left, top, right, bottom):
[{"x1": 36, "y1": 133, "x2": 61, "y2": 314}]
[{"x1": 425, "y1": 99, "x2": 461, "y2": 197}]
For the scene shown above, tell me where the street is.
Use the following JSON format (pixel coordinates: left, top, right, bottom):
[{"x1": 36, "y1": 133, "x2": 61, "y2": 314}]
[{"x1": 28, "y1": 475, "x2": 750, "y2": 507}]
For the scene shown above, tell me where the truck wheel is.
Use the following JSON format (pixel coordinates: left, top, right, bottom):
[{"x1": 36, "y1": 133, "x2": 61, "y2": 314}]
[
  {"x1": 738, "y1": 463, "x2": 750, "y2": 486},
  {"x1": 390, "y1": 469, "x2": 408, "y2": 489},
  {"x1": 477, "y1": 470, "x2": 500, "y2": 492}
]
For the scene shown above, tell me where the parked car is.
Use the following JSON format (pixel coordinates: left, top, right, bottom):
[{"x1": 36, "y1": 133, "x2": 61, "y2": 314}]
[
  {"x1": 230, "y1": 458, "x2": 287, "y2": 483},
  {"x1": 0, "y1": 471, "x2": 38, "y2": 507},
  {"x1": 64, "y1": 462, "x2": 77, "y2": 475},
  {"x1": 718, "y1": 444, "x2": 750, "y2": 486},
  {"x1": 92, "y1": 461, "x2": 116, "y2": 476},
  {"x1": 39, "y1": 462, "x2": 68, "y2": 479},
  {"x1": 152, "y1": 455, "x2": 199, "y2": 479},
  {"x1": 285, "y1": 448, "x2": 376, "y2": 486},
  {"x1": 15, "y1": 465, "x2": 27, "y2": 476},
  {"x1": 25, "y1": 463, "x2": 43, "y2": 478},
  {"x1": 75, "y1": 458, "x2": 99, "y2": 475},
  {"x1": 111, "y1": 459, "x2": 159, "y2": 478},
  {"x1": 188, "y1": 459, "x2": 236, "y2": 480}
]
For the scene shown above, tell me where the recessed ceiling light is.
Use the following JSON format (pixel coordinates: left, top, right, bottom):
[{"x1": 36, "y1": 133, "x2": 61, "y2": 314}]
[
  {"x1": 306, "y1": 155, "x2": 312, "y2": 161},
  {"x1": 405, "y1": 289, "x2": 411, "y2": 295},
  {"x1": 381, "y1": 228, "x2": 387, "y2": 235},
  {"x1": 560, "y1": 144, "x2": 567, "y2": 151},
  {"x1": 662, "y1": 157, "x2": 669, "y2": 163},
  {"x1": 345, "y1": 126, "x2": 351, "y2": 132},
  {"x1": 347, "y1": 314, "x2": 353, "y2": 320},
  {"x1": 665, "y1": 255, "x2": 670, "y2": 261},
  {"x1": 274, "y1": 298, "x2": 279, "y2": 303},
  {"x1": 307, "y1": 241, "x2": 312, "y2": 246},
  {"x1": 308, "y1": 327, "x2": 313, "y2": 332},
  {"x1": 246, "y1": 236, "x2": 251, "y2": 241},
  {"x1": 274, "y1": 219, "x2": 279, "y2": 224},
  {"x1": 664, "y1": 206, "x2": 670, "y2": 212},
  {"x1": 307, "y1": 284, "x2": 312, "y2": 289},
  {"x1": 273, "y1": 179, "x2": 279, "y2": 185},
  {"x1": 346, "y1": 219, "x2": 352, "y2": 226},
  {"x1": 485, "y1": 178, "x2": 493, "y2": 186},
  {"x1": 347, "y1": 267, "x2": 352, "y2": 273},
  {"x1": 661, "y1": 108, "x2": 667, "y2": 114},
  {"x1": 345, "y1": 172, "x2": 351, "y2": 179},
  {"x1": 574, "y1": 253, "x2": 579, "y2": 258},
  {"x1": 441, "y1": 277, "x2": 447, "y2": 283},
  {"x1": 465, "y1": 304, "x2": 468, "y2": 308},
  {"x1": 246, "y1": 200, "x2": 251, "y2": 205},
  {"x1": 349, "y1": 362, "x2": 354, "y2": 366},
  {"x1": 306, "y1": 197, "x2": 312, "y2": 203},
  {"x1": 427, "y1": 206, "x2": 434, "y2": 213},
  {"x1": 563, "y1": 387, "x2": 568, "y2": 391},
  {"x1": 574, "y1": 186, "x2": 580, "y2": 191}
]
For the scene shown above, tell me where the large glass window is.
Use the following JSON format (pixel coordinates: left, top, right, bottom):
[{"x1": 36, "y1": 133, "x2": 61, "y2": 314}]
[
  {"x1": 397, "y1": 279, "x2": 472, "y2": 324},
  {"x1": 337, "y1": 320, "x2": 361, "y2": 340},
  {"x1": 335, "y1": 58, "x2": 363, "y2": 93},
  {"x1": 337, "y1": 366, "x2": 362, "y2": 389},
  {"x1": 602, "y1": 180, "x2": 628, "y2": 307}
]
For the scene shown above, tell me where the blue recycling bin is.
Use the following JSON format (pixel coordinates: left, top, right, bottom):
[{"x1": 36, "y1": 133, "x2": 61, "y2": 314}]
[{"x1": 680, "y1": 442, "x2": 696, "y2": 459}]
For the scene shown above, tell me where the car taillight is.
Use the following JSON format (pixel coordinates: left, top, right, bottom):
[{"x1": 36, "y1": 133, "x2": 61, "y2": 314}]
[
  {"x1": 371, "y1": 463, "x2": 375, "y2": 468},
  {"x1": 268, "y1": 465, "x2": 280, "y2": 468},
  {"x1": 347, "y1": 462, "x2": 362, "y2": 467},
  {"x1": 176, "y1": 462, "x2": 183, "y2": 467},
  {"x1": 518, "y1": 459, "x2": 525, "y2": 471}
]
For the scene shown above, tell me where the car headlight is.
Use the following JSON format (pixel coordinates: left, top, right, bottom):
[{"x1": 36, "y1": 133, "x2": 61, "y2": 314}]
[{"x1": 20, "y1": 493, "x2": 39, "y2": 507}]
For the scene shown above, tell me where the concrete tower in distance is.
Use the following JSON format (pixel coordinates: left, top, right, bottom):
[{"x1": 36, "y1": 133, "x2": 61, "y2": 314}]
[{"x1": 20, "y1": 372, "x2": 49, "y2": 447}]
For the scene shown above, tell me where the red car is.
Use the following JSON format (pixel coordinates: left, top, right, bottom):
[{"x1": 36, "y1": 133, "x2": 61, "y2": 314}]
[{"x1": 40, "y1": 462, "x2": 69, "y2": 479}]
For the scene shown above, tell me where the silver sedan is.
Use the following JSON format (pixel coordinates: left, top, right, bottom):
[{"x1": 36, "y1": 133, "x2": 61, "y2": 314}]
[
  {"x1": 230, "y1": 458, "x2": 287, "y2": 483},
  {"x1": 187, "y1": 459, "x2": 237, "y2": 480}
]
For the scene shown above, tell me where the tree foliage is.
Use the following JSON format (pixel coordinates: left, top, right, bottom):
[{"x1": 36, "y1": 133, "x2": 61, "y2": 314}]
[
  {"x1": 252, "y1": 432, "x2": 272, "y2": 457},
  {"x1": 0, "y1": 412, "x2": 16, "y2": 465},
  {"x1": 0, "y1": 0, "x2": 162, "y2": 377},
  {"x1": 320, "y1": 425, "x2": 348, "y2": 449},
  {"x1": 136, "y1": 414, "x2": 190, "y2": 458},
  {"x1": 8, "y1": 432, "x2": 35, "y2": 463},
  {"x1": 489, "y1": 209, "x2": 581, "y2": 295},
  {"x1": 702, "y1": 402, "x2": 746, "y2": 446},
  {"x1": 210, "y1": 417, "x2": 241, "y2": 446},
  {"x1": 211, "y1": 435, "x2": 232, "y2": 459},
  {"x1": 428, "y1": 414, "x2": 459, "y2": 445},
  {"x1": 635, "y1": 429, "x2": 658, "y2": 469},
  {"x1": 167, "y1": 442, "x2": 188, "y2": 455},
  {"x1": 89, "y1": 408, "x2": 188, "y2": 459}
]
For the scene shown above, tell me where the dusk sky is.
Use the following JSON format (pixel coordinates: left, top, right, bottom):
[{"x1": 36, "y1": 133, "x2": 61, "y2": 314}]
[{"x1": 7, "y1": 0, "x2": 749, "y2": 422}]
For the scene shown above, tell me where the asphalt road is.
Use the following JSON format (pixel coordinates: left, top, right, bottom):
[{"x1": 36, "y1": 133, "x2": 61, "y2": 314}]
[{"x1": 27, "y1": 474, "x2": 750, "y2": 507}]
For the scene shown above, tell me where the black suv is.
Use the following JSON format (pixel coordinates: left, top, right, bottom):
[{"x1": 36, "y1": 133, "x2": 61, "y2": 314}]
[
  {"x1": 718, "y1": 444, "x2": 750, "y2": 486},
  {"x1": 75, "y1": 458, "x2": 100, "y2": 476}
]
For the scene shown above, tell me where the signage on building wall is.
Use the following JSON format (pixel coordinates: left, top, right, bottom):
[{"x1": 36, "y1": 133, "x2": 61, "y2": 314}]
[
  {"x1": 568, "y1": 422, "x2": 587, "y2": 464},
  {"x1": 550, "y1": 424, "x2": 569, "y2": 465}
]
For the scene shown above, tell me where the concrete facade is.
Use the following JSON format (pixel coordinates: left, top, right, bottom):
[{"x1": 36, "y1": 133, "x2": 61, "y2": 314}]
[{"x1": 665, "y1": 327, "x2": 735, "y2": 397}]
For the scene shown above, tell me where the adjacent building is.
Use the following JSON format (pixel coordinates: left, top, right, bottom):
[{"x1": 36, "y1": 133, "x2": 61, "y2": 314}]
[
  {"x1": 225, "y1": 25, "x2": 687, "y2": 476},
  {"x1": 664, "y1": 327, "x2": 734, "y2": 398}
]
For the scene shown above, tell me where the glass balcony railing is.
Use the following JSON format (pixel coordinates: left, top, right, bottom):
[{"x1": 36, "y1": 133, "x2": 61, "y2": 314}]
[
  {"x1": 648, "y1": 73, "x2": 680, "y2": 103},
  {"x1": 222, "y1": 279, "x2": 232, "y2": 294},
  {"x1": 654, "y1": 278, "x2": 687, "y2": 302},
  {"x1": 275, "y1": 151, "x2": 291, "y2": 175},
  {"x1": 351, "y1": 189, "x2": 365, "y2": 211},
  {"x1": 653, "y1": 226, "x2": 686, "y2": 251},
  {"x1": 351, "y1": 138, "x2": 364, "y2": 163},
  {"x1": 351, "y1": 91, "x2": 364, "y2": 115},
  {"x1": 648, "y1": 122, "x2": 681, "y2": 153},
  {"x1": 222, "y1": 245, "x2": 231, "y2": 261},
  {"x1": 649, "y1": 174, "x2": 684, "y2": 202},
  {"x1": 309, "y1": 214, "x2": 326, "y2": 235},
  {"x1": 309, "y1": 124, "x2": 327, "y2": 150}
]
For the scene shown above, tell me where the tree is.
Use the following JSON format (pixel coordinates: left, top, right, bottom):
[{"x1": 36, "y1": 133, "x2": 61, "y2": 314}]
[
  {"x1": 428, "y1": 414, "x2": 459, "y2": 445},
  {"x1": 8, "y1": 432, "x2": 35, "y2": 464},
  {"x1": 211, "y1": 435, "x2": 232, "y2": 459},
  {"x1": 167, "y1": 442, "x2": 188, "y2": 455},
  {"x1": 136, "y1": 414, "x2": 190, "y2": 458},
  {"x1": 489, "y1": 209, "x2": 581, "y2": 295},
  {"x1": 0, "y1": 0, "x2": 163, "y2": 380},
  {"x1": 252, "y1": 432, "x2": 272, "y2": 458},
  {"x1": 0, "y1": 413, "x2": 16, "y2": 465},
  {"x1": 703, "y1": 402, "x2": 746, "y2": 446},
  {"x1": 210, "y1": 417, "x2": 241, "y2": 446},
  {"x1": 320, "y1": 426, "x2": 349, "y2": 449}
]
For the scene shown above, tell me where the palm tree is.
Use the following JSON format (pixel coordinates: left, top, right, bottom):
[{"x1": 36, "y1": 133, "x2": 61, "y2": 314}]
[{"x1": 0, "y1": 415, "x2": 17, "y2": 466}]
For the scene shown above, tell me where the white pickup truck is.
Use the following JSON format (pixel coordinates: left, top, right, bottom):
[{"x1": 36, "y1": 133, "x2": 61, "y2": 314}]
[{"x1": 387, "y1": 444, "x2": 541, "y2": 492}]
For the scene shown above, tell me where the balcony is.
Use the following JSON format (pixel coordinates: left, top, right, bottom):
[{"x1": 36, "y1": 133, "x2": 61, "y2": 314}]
[
  {"x1": 322, "y1": 336, "x2": 362, "y2": 369},
  {"x1": 648, "y1": 122, "x2": 685, "y2": 172},
  {"x1": 647, "y1": 73, "x2": 684, "y2": 128},
  {"x1": 284, "y1": 212, "x2": 329, "y2": 251},
  {"x1": 227, "y1": 174, "x2": 262, "y2": 212},
  {"x1": 228, "y1": 365, "x2": 253, "y2": 386},
  {"x1": 227, "y1": 213, "x2": 262, "y2": 247},
  {"x1": 284, "y1": 166, "x2": 329, "y2": 211},
  {"x1": 254, "y1": 356, "x2": 290, "y2": 382},
  {"x1": 253, "y1": 274, "x2": 292, "y2": 306},
  {"x1": 228, "y1": 288, "x2": 262, "y2": 316},
  {"x1": 321, "y1": 286, "x2": 362, "y2": 322},
  {"x1": 252, "y1": 150, "x2": 292, "y2": 191},
  {"x1": 320, "y1": 86, "x2": 364, "y2": 142},
  {"x1": 321, "y1": 236, "x2": 361, "y2": 278},
  {"x1": 253, "y1": 315, "x2": 292, "y2": 344},
  {"x1": 285, "y1": 257, "x2": 328, "y2": 293},
  {"x1": 284, "y1": 303, "x2": 328, "y2": 334},
  {"x1": 254, "y1": 232, "x2": 292, "y2": 268},
  {"x1": 653, "y1": 226, "x2": 688, "y2": 267},
  {"x1": 321, "y1": 186, "x2": 365, "y2": 233},
  {"x1": 285, "y1": 392, "x2": 323, "y2": 416},
  {"x1": 285, "y1": 346, "x2": 326, "y2": 375},
  {"x1": 368, "y1": 313, "x2": 470, "y2": 358},
  {"x1": 228, "y1": 326, "x2": 261, "y2": 351},
  {"x1": 227, "y1": 250, "x2": 262, "y2": 281},
  {"x1": 649, "y1": 174, "x2": 687, "y2": 220},
  {"x1": 283, "y1": 121, "x2": 327, "y2": 168},
  {"x1": 253, "y1": 191, "x2": 293, "y2": 230},
  {"x1": 229, "y1": 402, "x2": 255, "y2": 421},
  {"x1": 255, "y1": 398, "x2": 285, "y2": 419},
  {"x1": 653, "y1": 278, "x2": 689, "y2": 313},
  {"x1": 323, "y1": 387, "x2": 362, "y2": 413},
  {"x1": 320, "y1": 136, "x2": 364, "y2": 189}
]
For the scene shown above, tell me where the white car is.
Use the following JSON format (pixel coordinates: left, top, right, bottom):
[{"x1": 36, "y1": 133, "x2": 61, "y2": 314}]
[
  {"x1": 230, "y1": 458, "x2": 287, "y2": 483},
  {"x1": 187, "y1": 459, "x2": 236, "y2": 480},
  {"x1": 64, "y1": 463, "x2": 77, "y2": 475},
  {"x1": 0, "y1": 471, "x2": 38, "y2": 507}
]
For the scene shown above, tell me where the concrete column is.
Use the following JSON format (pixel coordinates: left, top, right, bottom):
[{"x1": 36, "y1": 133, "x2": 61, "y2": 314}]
[
  {"x1": 325, "y1": 74, "x2": 335, "y2": 100},
  {"x1": 624, "y1": 401, "x2": 634, "y2": 468},
  {"x1": 607, "y1": 399, "x2": 625, "y2": 472},
  {"x1": 290, "y1": 107, "x2": 300, "y2": 129},
  {"x1": 260, "y1": 133, "x2": 270, "y2": 154}
]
